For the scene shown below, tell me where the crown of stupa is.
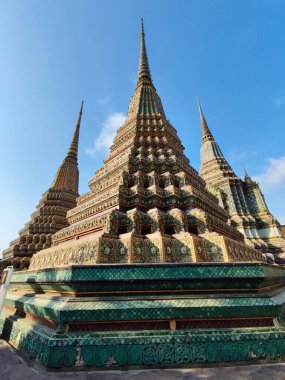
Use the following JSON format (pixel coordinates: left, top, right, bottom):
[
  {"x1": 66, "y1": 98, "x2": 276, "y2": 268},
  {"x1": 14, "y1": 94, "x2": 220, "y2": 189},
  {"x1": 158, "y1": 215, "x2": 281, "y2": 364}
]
[
  {"x1": 126, "y1": 19, "x2": 165, "y2": 119},
  {"x1": 198, "y1": 98, "x2": 237, "y2": 181},
  {"x1": 197, "y1": 97, "x2": 225, "y2": 159},
  {"x1": 243, "y1": 164, "x2": 255, "y2": 185},
  {"x1": 197, "y1": 97, "x2": 214, "y2": 143},
  {"x1": 137, "y1": 18, "x2": 152, "y2": 85},
  {"x1": 65, "y1": 100, "x2": 84, "y2": 162},
  {"x1": 52, "y1": 101, "x2": 83, "y2": 193}
]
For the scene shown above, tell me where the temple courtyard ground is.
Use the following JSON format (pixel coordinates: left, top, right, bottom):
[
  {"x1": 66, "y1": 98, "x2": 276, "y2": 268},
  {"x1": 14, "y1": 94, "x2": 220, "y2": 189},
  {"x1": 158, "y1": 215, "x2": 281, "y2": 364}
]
[{"x1": 1, "y1": 340, "x2": 285, "y2": 380}]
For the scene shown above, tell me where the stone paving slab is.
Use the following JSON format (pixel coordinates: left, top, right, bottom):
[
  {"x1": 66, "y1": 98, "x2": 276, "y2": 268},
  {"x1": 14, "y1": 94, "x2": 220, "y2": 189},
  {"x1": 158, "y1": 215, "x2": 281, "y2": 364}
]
[{"x1": 1, "y1": 340, "x2": 285, "y2": 380}]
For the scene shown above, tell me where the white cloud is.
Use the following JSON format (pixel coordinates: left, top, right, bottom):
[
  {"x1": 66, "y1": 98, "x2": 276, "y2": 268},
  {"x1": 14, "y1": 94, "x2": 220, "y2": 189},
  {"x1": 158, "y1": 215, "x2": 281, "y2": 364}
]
[
  {"x1": 253, "y1": 156, "x2": 285, "y2": 192},
  {"x1": 85, "y1": 112, "x2": 126, "y2": 158},
  {"x1": 276, "y1": 89, "x2": 285, "y2": 106}
]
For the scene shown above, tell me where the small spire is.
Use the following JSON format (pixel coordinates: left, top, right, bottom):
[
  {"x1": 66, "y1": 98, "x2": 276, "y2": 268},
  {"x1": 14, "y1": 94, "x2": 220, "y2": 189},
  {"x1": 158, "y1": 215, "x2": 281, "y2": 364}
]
[
  {"x1": 66, "y1": 101, "x2": 84, "y2": 161},
  {"x1": 242, "y1": 163, "x2": 249, "y2": 178},
  {"x1": 137, "y1": 18, "x2": 152, "y2": 84},
  {"x1": 197, "y1": 97, "x2": 214, "y2": 142},
  {"x1": 243, "y1": 163, "x2": 254, "y2": 184},
  {"x1": 52, "y1": 101, "x2": 83, "y2": 192}
]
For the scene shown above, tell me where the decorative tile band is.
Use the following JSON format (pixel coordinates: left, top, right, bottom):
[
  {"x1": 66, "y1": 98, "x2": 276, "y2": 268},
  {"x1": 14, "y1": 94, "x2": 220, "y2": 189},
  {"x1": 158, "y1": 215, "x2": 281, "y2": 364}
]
[
  {"x1": 1, "y1": 315, "x2": 285, "y2": 368},
  {"x1": 9, "y1": 263, "x2": 285, "y2": 294}
]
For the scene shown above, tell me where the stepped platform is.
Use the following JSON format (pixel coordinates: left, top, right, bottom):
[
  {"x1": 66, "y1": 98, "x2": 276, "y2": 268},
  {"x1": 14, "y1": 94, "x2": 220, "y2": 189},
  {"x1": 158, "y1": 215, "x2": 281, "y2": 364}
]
[{"x1": 1, "y1": 262, "x2": 285, "y2": 368}]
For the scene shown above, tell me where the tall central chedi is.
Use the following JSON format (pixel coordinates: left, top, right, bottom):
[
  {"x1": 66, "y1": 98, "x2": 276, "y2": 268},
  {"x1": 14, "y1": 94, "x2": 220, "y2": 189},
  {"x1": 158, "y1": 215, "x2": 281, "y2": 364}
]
[{"x1": 30, "y1": 20, "x2": 262, "y2": 269}]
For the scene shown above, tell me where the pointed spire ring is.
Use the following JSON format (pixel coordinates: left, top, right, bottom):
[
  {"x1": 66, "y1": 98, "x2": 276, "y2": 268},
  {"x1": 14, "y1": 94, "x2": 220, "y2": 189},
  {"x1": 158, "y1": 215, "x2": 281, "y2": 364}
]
[
  {"x1": 196, "y1": 97, "x2": 214, "y2": 142},
  {"x1": 66, "y1": 101, "x2": 84, "y2": 161},
  {"x1": 137, "y1": 18, "x2": 152, "y2": 84}
]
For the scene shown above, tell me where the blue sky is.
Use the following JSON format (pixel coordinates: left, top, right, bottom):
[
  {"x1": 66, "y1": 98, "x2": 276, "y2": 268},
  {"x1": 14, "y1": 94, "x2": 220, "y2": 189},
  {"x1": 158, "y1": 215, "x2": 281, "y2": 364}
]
[{"x1": 1, "y1": 0, "x2": 285, "y2": 254}]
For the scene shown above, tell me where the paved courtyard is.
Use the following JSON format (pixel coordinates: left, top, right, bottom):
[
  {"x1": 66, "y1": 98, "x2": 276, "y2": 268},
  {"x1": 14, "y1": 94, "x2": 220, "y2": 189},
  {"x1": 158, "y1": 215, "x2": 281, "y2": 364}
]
[{"x1": 1, "y1": 339, "x2": 285, "y2": 380}]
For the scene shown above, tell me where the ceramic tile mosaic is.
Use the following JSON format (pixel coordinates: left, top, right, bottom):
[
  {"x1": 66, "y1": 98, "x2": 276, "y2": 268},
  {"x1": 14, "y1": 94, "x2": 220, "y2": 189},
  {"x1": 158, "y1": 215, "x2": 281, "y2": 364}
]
[
  {"x1": 2, "y1": 314, "x2": 285, "y2": 368},
  {"x1": 2, "y1": 263, "x2": 285, "y2": 369}
]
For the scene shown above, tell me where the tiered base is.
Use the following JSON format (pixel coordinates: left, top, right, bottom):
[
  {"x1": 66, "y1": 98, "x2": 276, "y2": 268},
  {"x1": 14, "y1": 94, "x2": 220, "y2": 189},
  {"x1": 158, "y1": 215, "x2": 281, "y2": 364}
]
[{"x1": 1, "y1": 262, "x2": 285, "y2": 368}]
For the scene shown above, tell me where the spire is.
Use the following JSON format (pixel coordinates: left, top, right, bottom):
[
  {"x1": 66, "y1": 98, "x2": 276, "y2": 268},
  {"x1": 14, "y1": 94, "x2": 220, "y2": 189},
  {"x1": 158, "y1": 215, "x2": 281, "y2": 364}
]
[
  {"x1": 52, "y1": 102, "x2": 83, "y2": 193},
  {"x1": 126, "y1": 19, "x2": 164, "y2": 119},
  {"x1": 243, "y1": 163, "x2": 249, "y2": 179},
  {"x1": 199, "y1": 97, "x2": 235, "y2": 179},
  {"x1": 197, "y1": 97, "x2": 214, "y2": 142},
  {"x1": 66, "y1": 101, "x2": 84, "y2": 161},
  {"x1": 137, "y1": 18, "x2": 152, "y2": 84},
  {"x1": 2, "y1": 103, "x2": 83, "y2": 264},
  {"x1": 243, "y1": 163, "x2": 255, "y2": 185}
]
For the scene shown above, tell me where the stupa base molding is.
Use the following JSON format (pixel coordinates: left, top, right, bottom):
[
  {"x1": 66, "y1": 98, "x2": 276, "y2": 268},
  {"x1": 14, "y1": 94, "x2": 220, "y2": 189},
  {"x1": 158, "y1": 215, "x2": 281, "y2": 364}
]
[
  {"x1": 29, "y1": 231, "x2": 264, "y2": 270},
  {"x1": 2, "y1": 316, "x2": 285, "y2": 368},
  {"x1": 2, "y1": 262, "x2": 285, "y2": 368}
]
